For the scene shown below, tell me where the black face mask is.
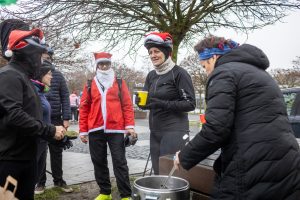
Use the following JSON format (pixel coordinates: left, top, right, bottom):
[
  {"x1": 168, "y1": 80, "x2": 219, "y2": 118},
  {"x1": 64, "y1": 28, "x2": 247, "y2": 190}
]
[
  {"x1": 13, "y1": 46, "x2": 44, "y2": 78},
  {"x1": 11, "y1": 37, "x2": 47, "y2": 78}
]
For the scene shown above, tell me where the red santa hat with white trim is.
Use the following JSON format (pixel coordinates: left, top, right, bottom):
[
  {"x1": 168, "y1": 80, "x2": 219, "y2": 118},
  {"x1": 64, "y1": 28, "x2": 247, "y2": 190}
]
[
  {"x1": 93, "y1": 52, "x2": 112, "y2": 65},
  {"x1": 144, "y1": 32, "x2": 173, "y2": 59},
  {"x1": 4, "y1": 28, "x2": 46, "y2": 57},
  {"x1": 144, "y1": 32, "x2": 173, "y2": 50}
]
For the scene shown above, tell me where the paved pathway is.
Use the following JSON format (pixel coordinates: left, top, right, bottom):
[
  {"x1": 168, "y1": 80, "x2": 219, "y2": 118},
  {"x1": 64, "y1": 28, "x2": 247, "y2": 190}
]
[{"x1": 45, "y1": 114, "x2": 201, "y2": 187}]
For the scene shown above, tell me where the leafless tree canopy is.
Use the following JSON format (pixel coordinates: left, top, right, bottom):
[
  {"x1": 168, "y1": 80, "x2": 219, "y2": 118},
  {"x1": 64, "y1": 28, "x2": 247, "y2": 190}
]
[
  {"x1": 271, "y1": 66, "x2": 300, "y2": 88},
  {"x1": 1, "y1": 0, "x2": 300, "y2": 61},
  {"x1": 112, "y1": 62, "x2": 146, "y2": 87},
  {"x1": 180, "y1": 53, "x2": 207, "y2": 110},
  {"x1": 292, "y1": 56, "x2": 300, "y2": 67}
]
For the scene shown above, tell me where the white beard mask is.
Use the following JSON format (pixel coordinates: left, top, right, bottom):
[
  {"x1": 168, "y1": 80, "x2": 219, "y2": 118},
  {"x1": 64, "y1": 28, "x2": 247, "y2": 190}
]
[{"x1": 96, "y1": 68, "x2": 115, "y2": 89}]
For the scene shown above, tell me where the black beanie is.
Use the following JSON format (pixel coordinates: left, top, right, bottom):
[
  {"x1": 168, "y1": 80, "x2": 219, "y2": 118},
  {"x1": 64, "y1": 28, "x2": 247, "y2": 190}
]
[
  {"x1": 0, "y1": 19, "x2": 30, "y2": 61},
  {"x1": 36, "y1": 61, "x2": 52, "y2": 82},
  {"x1": 157, "y1": 46, "x2": 171, "y2": 60},
  {"x1": 146, "y1": 43, "x2": 171, "y2": 60}
]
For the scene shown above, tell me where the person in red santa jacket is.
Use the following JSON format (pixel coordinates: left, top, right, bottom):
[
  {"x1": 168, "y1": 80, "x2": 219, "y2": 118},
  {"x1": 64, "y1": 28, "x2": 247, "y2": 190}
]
[{"x1": 79, "y1": 52, "x2": 136, "y2": 200}]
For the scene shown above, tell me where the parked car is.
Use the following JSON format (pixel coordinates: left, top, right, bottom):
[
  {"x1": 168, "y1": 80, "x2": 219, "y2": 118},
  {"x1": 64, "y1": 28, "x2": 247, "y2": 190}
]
[{"x1": 281, "y1": 87, "x2": 300, "y2": 138}]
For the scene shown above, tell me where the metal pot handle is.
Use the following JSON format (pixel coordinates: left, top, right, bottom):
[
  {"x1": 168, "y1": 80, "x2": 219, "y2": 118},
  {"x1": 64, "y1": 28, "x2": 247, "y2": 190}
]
[{"x1": 145, "y1": 196, "x2": 158, "y2": 200}]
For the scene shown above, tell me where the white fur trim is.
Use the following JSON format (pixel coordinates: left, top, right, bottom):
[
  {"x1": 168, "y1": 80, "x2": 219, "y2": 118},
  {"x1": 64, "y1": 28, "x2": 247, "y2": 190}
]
[
  {"x1": 145, "y1": 34, "x2": 164, "y2": 43},
  {"x1": 88, "y1": 126, "x2": 105, "y2": 133},
  {"x1": 4, "y1": 50, "x2": 13, "y2": 57},
  {"x1": 104, "y1": 129, "x2": 126, "y2": 133},
  {"x1": 95, "y1": 58, "x2": 111, "y2": 64},
  {"x1": 40, "y1": 37, "x2": 45, "y2": 45},
  {"x1": 80, "y1": 132, "x2": 89, "y2": 136}
]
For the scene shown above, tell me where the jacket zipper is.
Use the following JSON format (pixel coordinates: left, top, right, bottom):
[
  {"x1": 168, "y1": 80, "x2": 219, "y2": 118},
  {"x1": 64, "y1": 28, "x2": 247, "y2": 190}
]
[{"x1": 151, "y1": 76, "x2": 161, "y2": 129}]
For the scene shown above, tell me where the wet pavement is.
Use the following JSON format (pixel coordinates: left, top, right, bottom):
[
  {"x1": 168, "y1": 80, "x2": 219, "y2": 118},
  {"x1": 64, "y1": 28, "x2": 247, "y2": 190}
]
[{"x1": 45, "y1": 113, "x2": 201, "y2": 187}]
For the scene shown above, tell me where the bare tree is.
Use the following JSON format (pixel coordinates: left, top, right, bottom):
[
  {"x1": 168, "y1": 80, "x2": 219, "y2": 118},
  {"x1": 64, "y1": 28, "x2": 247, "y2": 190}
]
[
  {"x1": 45, "y1": 36, "x2": 92, "y2": 72},
  {"x1": 65, "y1": 70, "x2": 89, "y2": 93},
  {"x1": 112, "y1": 62, "x2": 146, "y2": 95},
  {"x1": 292, "y1": 56, "x2": 300, "y2": 67},
  {"x1": 271, "y1": 56, "x2": 300, "y2": 87},
  {"x1": 180, "y1": 53, "x2": 207, "y2": 111},
  {"x1": 1, "y1": 0, "x2": 299, "y2": 62},
  {"x1": 271, "y1": 67, "x2": 300, "y2": 88}
]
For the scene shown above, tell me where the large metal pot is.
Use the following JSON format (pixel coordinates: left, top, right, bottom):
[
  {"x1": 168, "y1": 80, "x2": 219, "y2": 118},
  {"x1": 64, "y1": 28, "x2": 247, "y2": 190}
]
[{"x1": 133, "y1": 176, "x2": 190, "y2": 200}]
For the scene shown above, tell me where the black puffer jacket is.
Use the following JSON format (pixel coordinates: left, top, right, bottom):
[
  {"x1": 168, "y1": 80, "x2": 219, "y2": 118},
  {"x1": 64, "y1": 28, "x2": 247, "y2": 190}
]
[
  {"x1": 45, "y1": 64, "x2": 71, "y2": 120},
  {"x1": 179, "y1": 44, "x2": 300, "y2": 199},
  {"x1": 0, "y1": 62, "x2": 55, "y2": 160},
  {"x1": 144, "y1": 65, "x2": 196, "y2": 132}
]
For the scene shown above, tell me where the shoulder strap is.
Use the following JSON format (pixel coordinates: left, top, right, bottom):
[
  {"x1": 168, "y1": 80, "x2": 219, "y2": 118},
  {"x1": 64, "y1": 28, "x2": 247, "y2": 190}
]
[
  {"x1": 86, "y1": 79, "x2": 92, "y2": 103},
  {"x1": 116, "y1": 77, "x2": 122, "y2": 100},
  {"x1": 86, "y1": 78, "x2": 123, "y2": 102}
]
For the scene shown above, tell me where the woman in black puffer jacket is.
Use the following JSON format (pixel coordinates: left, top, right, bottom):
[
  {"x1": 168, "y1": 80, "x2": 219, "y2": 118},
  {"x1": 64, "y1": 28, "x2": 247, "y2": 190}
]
[
  {"x1": 175, "y1": 36, "x2": 300, "y2": 199},
  {"x1": 136, "y1": 32, "x2": 196, "y2": 175}
]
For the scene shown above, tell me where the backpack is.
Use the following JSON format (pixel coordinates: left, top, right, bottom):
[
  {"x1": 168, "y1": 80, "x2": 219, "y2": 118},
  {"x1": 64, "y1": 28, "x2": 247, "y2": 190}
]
[{"x1": 86, "y1": 77, "x2": 122, "y2": 103}]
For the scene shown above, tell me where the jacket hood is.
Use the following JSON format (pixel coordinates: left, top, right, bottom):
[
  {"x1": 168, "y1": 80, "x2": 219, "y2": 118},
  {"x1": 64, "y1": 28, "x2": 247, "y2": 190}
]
[{"x1": 216, "y1": 44, "x2": 270, "y2": 70}]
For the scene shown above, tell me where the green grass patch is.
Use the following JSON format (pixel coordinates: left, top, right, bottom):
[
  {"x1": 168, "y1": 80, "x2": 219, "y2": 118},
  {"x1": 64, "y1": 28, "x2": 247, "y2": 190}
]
[
  {"x1": 34, "y1": 187, "x2": 61, "y2": 200},
  {"x1": 34, "y1": 185, "x2": 79, "y2": 200}
]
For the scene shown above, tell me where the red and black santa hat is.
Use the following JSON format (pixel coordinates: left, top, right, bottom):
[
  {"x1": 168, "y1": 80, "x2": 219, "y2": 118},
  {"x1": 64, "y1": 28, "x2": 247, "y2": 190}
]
[
  {"x1": 0, "y1": 19, "x2": 30, "y2": 60},
  {"x1": 4, "y1": 28, "x2": 47, "y2": 57},
  {"x1": 94, "y1": 52, "x2": 112, "y2": 65},
  {"x1": 144, "y1": 32, "x2": 173, "y2": 59}
]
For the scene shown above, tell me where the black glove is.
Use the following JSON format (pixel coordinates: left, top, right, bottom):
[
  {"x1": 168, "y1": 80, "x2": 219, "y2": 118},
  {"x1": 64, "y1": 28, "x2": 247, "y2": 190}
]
[
  {"x1": 124, "y1": 135, "x2": 138, "y2": 147},
  {"x1": 146, "y1": 98, "x2": 167, "y2": 109},
  {"x1": 51, "y1": 136, "x2": 73, "y2": 150},
  {"x1": 134, "y1": 92, "x2": 141, "y2": 105},
  {"x1": 135, "y1": 92, "x2": 148, "y2": 110}
]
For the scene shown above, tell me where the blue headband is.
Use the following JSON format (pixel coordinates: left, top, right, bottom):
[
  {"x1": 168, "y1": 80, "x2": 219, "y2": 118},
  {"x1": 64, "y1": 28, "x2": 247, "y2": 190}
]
[{"x1": 198, "y1": 41, "x2": 239, "y2": 60}]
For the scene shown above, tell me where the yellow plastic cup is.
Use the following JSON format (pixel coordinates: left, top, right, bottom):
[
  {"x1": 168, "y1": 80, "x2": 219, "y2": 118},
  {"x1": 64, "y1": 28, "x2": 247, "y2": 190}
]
[{"x1": 137, "y1": 91, "x2": 148, "y2": 106}]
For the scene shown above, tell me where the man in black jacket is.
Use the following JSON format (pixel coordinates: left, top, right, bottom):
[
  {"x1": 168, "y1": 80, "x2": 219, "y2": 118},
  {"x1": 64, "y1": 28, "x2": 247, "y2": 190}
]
[
  {"x1": 41, "y1": 51, "x2": 73, "y2": 192},
  {"x1": 174, "y1": 36, "x2": 300, "y2": 199},
  {"x1": 0, "y1": 28, "x2": 66, "y2": 200}
]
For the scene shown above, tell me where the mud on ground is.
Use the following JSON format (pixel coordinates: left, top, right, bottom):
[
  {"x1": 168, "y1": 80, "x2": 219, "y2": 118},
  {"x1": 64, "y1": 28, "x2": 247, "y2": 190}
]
[{"x1": 58, "y1": 177, "x2": 132, "y2": 200}]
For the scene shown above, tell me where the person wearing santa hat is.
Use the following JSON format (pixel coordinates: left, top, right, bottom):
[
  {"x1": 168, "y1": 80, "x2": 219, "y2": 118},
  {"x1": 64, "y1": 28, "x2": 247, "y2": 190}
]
[
  {"x1": 0, "y1": 28, "x2": 66, "y2": 199},
  {"x1": 79, "y1": 52, "x2": 136, "y2": 200},
  {"x1": 135, "y1": 32, "x2": 196, "y2": 175},
  {"x1": 0, "y1": 19, "x2": 30, "y2": 63}
]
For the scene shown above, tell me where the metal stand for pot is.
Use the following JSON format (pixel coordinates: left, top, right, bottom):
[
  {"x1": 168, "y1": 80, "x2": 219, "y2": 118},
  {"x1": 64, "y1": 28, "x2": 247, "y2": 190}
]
[{"x1": 143, "y1": 152, "x2": 153, "y2": 176}]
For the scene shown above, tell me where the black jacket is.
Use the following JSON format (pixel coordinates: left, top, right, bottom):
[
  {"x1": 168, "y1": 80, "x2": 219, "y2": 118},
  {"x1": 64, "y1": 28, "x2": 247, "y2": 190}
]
[
  {"x1": 144, "y1": 65, "x2": 195, "y2": 132},
  {"x1": 45, "y1": 65, "x2": 71, "y2": 120},
  {"x1": 179, "y1": 44, "x2": 300, "y2": 199},
  {"x1": 0, "y1": 63, "x2": 55, "y2": 161}
]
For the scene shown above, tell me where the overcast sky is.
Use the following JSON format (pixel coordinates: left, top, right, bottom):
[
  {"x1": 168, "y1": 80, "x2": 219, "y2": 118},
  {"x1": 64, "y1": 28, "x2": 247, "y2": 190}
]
[{"x1": 214, "y1": 10, "x2": 300, "y2": 69}]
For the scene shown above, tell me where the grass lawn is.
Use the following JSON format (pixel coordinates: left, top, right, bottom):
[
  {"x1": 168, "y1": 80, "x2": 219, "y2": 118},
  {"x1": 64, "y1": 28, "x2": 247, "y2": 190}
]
[
  {"x1": 34, "y1": 185, "x2": 79, "y2": 200},
  {"x1": 34, "y1": 177, "x2": 137, "y2": 200}
]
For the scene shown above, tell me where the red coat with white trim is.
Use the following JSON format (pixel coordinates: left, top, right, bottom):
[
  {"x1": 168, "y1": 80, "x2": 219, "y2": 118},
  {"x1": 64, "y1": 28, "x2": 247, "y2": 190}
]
[{"x1": 79, "y1": 77, "x2": 134, "y2": 136}]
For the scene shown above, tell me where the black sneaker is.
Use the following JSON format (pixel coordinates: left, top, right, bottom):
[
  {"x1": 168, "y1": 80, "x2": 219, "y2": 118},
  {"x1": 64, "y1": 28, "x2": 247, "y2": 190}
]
[{"x1": 54, "y1": 181, "x2": 73, "y2": 193}]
